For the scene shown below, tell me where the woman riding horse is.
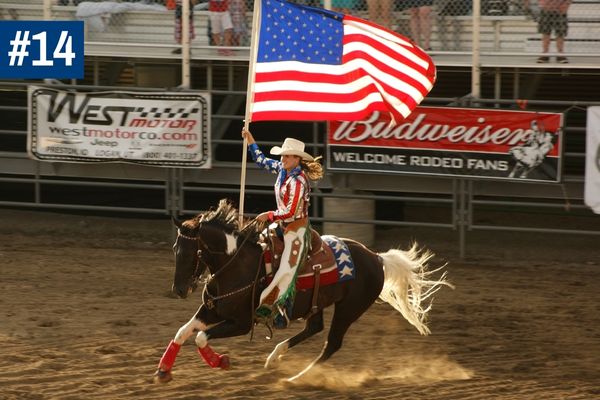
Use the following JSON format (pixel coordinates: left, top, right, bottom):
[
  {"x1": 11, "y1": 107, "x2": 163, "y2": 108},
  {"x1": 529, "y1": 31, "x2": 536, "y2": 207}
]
[
  {"x1": 154, "y1": 199, "x2": 452, "y2": 383},
  {"x1": 241, "y1": 128, "x2": 323, "y2": 327}
]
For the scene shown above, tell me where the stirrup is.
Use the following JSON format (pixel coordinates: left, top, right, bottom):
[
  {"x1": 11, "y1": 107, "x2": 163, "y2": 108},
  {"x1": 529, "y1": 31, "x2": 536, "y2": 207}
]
[
  {"x1": 255, "y1": 304, "x2": 274, "y2": 319},
  {"x1": 254, "y1": 308, "x2": 275, "y2": 340}
]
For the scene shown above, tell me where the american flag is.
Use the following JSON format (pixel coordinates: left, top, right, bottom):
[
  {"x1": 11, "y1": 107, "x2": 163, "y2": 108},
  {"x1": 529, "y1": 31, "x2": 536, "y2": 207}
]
[{"x1": 248, "y1": 0, "x2": 436, "y2": 124}]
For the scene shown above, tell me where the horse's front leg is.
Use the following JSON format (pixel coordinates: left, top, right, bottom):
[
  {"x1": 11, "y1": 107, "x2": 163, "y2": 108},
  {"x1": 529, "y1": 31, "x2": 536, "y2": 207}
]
[
  {"x1": 153, "y1": 315, "x2": 207, "y2": 383},
  {"x1": 195, "y1": 319, "x2": 251, "y2": 370}
]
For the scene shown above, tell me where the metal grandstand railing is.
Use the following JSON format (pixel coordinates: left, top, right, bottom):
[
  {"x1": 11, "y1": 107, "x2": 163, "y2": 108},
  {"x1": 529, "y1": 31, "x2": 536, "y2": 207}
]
[{"x1": 1, "y1": 78, "x2": 599, "y2": 258}]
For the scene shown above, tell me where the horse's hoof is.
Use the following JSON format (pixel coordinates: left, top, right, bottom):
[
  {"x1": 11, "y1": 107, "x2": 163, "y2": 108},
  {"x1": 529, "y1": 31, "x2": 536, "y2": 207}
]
[
  {"x1": 264, "y1": 355, "x2": 279, "y2": 369},
  {"x1": 219, "y1": 355, "x2": 230, "y2": 370},
  {"x1": 152, "y1": 369, "x2": 172, "y2": 384}
]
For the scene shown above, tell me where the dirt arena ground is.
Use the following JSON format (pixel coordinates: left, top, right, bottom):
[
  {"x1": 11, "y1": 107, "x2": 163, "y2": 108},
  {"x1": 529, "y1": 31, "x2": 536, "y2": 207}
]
[{"x1": 1, "y1": 208, "x2": 599, "y2": 400}]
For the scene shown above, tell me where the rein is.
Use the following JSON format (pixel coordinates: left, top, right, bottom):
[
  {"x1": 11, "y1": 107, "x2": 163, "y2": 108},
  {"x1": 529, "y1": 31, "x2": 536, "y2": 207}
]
[
  {"x1": 202, "y1": 281, "x2": 254, "y2": 310},
  {"x1": 177, "y1": 219, "x2": 264, "y2": 310}
]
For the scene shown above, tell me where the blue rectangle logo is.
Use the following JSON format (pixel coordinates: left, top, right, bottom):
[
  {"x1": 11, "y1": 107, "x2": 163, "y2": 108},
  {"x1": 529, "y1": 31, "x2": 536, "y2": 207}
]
[{"x1": 0, "y1": 21, "x2": 84, "y2": 79}]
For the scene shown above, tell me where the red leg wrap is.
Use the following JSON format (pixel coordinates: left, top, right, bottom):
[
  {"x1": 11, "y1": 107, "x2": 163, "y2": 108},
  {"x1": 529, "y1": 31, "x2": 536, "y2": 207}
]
[
  {"x1": 197, "y1": 345, "x2": 225, "y2": 369},
  {"x1": 158, "y1": 340, "x2": 181, "y2": 372}
]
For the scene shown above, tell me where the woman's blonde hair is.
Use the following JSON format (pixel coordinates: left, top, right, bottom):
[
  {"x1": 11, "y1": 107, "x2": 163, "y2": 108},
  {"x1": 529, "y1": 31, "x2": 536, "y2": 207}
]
[{"x1": 301, "y1": 156, "x2": 324, "y2": 181}]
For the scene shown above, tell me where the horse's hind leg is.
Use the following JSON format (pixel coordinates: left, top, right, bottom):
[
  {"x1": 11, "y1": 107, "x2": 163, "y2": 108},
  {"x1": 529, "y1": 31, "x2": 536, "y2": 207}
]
[
  {"x1": 265, "y1": 310, "x2": 324, "y2": 369},
  {"x1": 288, "y1": 293, "x2": 378, "y2": 381}
]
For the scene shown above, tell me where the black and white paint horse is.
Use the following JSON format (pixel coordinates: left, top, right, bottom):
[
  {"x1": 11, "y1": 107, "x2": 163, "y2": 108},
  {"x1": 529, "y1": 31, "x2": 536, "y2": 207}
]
[{"x1": 154, "y1": 199, "x2": 451, "y2": 382}]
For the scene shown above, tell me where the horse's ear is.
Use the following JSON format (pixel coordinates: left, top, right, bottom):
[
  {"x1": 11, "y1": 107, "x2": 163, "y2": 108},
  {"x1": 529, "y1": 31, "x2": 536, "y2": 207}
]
[{"x1": 172, "y1": 216, "x2": 183, "y2": 229}]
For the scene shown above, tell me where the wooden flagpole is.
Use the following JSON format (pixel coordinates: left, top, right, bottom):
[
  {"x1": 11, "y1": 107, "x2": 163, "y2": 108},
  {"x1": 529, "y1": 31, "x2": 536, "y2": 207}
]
[{"x1": 239, "y1": 0, "x2": 262, "y2": 226}]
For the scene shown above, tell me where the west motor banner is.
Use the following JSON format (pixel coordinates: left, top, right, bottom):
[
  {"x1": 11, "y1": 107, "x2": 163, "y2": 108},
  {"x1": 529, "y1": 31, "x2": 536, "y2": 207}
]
[
  {"x1": 328, "y1": 107, "x2": 564, "y2": 182},
  {"x1": 28, "y1": 86, "x2": 210, "y2": 168}
]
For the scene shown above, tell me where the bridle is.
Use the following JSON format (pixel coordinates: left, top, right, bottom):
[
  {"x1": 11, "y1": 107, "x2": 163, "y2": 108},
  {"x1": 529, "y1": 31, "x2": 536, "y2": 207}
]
[
  {"x1": 176, "y1": 219, "x2": 264, "y2": 310},
  {"x1": 176, "y1": 229, "x2": 214, "y2": 285}
]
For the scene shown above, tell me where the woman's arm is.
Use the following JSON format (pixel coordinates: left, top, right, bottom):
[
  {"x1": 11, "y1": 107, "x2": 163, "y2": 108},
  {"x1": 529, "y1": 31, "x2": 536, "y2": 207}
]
[{"x1": 241, "y1": 128, "x2": 281, "y2": 174}]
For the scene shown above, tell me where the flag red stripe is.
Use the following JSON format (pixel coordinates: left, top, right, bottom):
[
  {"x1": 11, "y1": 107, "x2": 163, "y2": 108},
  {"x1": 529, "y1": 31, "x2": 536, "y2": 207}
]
[
  {"x1": 343, "y1": 46, "x2": 434, "y2": 93},
  {"x1": 252, "y1": 102, "x2": 390, "y2": 121},
  {"x1": 253, "y1": 84, "x2": 419, "y2": 113},
  {"x1": 253, "y1": 85, "x2": 384, "y2": 103},
  {"x1": 343, "y1": 33, "x2": 432, "y2": 77},
  {"x1": 254, "y1": 69, "x2": 355, "y2": 84},
  {"x1": 254, "y1": 71, "x2": 420, "y2": 112},
  {"x1": 342, "y1": 52, "x2": 426, "y2": 106}
]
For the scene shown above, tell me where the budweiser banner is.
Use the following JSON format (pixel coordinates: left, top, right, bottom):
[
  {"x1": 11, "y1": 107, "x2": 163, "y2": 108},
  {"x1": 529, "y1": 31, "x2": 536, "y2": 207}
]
[
  {"x1": 585, "y1": 107, "x2": 600, "y2": 214},
  {"x1": 327, "y1": 107, "x2": 564, "y2": 182},
  {"x1": 28, "y1": 86, "x2": 210, "y2": 167}
]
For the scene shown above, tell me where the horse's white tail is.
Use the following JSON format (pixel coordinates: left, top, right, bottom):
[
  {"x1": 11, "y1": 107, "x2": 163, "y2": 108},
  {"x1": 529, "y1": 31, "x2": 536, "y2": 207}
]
[{"x1": 378, "y1": 243, "x2": 453, "y2": 336}]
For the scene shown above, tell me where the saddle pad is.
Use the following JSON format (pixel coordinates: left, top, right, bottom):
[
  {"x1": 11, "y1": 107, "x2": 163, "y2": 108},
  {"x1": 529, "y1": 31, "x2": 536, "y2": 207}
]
[{"x1": 296, "y1": 235, "x2": 355, "y2": 290}]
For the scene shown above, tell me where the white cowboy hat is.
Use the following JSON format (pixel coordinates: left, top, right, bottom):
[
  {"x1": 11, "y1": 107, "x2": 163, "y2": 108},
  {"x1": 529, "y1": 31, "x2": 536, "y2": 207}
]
[{"x1": 270, "y1": 138, "x2": 314, "y2": 161}]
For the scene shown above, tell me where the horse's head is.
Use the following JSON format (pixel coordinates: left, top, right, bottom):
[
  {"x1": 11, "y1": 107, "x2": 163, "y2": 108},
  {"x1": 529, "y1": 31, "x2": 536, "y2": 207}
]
[
  {"x1": 171, "y1": 215, "x2": 207, "y2": 299},
  {"x1": 170, "y1": 199, "x2": 262, "y2": 299}
]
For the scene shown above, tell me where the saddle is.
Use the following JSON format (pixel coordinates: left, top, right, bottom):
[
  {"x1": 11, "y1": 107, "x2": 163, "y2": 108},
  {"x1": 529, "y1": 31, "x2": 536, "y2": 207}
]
[
  {"x1": 261, "y1": 224, "x2": 336, "y2": 283},
  {"x1": 258, "y1": 224, "x2": 356, "y2": 324}
]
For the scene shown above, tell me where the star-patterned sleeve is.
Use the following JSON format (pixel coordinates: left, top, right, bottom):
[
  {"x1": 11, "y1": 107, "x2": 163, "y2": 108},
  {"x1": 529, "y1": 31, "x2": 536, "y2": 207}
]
[{"x1": 248, "y1": 143, "x2": 281, "y2": 175}]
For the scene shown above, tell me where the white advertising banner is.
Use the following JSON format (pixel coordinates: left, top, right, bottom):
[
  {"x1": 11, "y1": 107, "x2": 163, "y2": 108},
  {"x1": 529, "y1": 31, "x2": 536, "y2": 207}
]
[
  {"x1": 585, "y1": 107, "x2": 600, "y2": 214},
  {"x1": 28, "y1": 86, "x2": 210, "y2": 168}
]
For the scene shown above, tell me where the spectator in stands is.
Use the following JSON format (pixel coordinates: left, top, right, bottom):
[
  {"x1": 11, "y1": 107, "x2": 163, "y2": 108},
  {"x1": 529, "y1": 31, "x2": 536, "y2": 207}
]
[
  {"x1": 209, "y1": 0, "x2": 233, "y2": 53},
  {"x1": 525, "y1": 0, "x2": 572, "y2": 63},
  {"x1": 229, "y1": 0, "x2": 248, "y2": 46},
  {"x1": 367, "y1": 0, "x2": 393, "y2": 27},
  {"x1": 173, "y1": 0, "x2": 197, "y2": 54},
  {"x1": 436, "y1": 0, "x2": 466, "y2": 51},
  {"x1": 407, "y1": 0, "x2": 433, "y2": 51}
]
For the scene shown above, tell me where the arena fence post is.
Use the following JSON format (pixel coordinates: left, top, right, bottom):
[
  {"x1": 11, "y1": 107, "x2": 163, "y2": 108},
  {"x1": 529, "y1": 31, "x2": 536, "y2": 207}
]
[{"x1": 457, "y1": 179, "x2": 468, "y2": 259}]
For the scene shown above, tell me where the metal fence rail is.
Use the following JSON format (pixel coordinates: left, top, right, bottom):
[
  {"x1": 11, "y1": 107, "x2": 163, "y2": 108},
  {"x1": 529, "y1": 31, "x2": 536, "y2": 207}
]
[{"x1": 1, "y1": 76, "x2": 599, "y2": 257}]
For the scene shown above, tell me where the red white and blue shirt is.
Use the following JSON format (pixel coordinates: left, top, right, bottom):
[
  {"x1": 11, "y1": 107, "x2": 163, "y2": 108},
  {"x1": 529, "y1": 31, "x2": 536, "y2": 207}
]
[{"x1": 249, "y1": 143, "x2": 310, "y2": 223}]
